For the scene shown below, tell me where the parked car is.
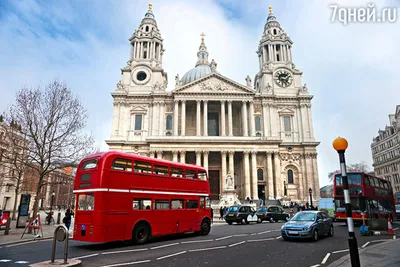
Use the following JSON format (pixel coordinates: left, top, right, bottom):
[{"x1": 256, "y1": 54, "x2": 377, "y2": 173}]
[
  {"x1": 395, "y1": 205, "x2": 400, "y2": 220},
  {"x1": 281, "y1": 211, "x2": 334, "y2": 241},
  {"x1": 225, "y1": 205, "x2": 261, "y2": 225},
  {"x1": 257, "y1": 205, "x2": 290, "y2": 223}
]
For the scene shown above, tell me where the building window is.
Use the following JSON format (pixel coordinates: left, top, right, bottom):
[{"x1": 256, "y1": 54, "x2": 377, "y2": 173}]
[
  {"x1": 134, "y1": 115, "x2": 142, "y2": 130},
  {"x1": 287, "y1": 169, "x2": 294, "y2": 184},
  {"x1": 255, "y1": 116, "x2": 261, "y2": 131},
  {"x1": 273, "y1": 29, "x2": 277, "y2": 35},
  {"x1": 283, "y1": 116, "x2": 291, "y2": 132},
  {"x1": 257, "y1": 168, "x2": 264, "y2": 181},
  {"x1": 166, "y1": 115, "x2": 172, "y2": 130}
]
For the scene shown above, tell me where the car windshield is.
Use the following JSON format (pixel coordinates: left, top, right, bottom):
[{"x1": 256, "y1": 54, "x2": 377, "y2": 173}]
[
  {"x1": 396, "y1": 205, "x2": 400, "y2": 210},
  {"x1": 291, "y1": 212, "x2": 316, "y2": 221},
  {"x1": 228, "y1": 206, "x2": 239, "y2": 212},
  {"x1": 258, "y1": 207, "x2": 266, "y2": 212}
]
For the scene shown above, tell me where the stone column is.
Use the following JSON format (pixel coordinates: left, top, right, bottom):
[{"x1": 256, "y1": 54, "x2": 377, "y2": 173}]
[
  {"x1": 249, "y1": 101, "x2": 255, "y2": 136},
  {"x1": 242, "y1": 101, "x2": 248, "y2": 136},
  {"x1": 300, "y1": 103, "x2": 310, "y2": 140},
  {"x1": 149, "y1": 151, "x2": 155, "y2": 158},
  {"x1": 299, "y1": 155, "x2": 306, "y2": 201},
  {"x1": 220, "y1": 100, "x2": 226, "y2": 136},
  {"x1": 156, "y1": 150, "x2": 163, "y2": 159},
  {"x1": 180, "y1": 151, "x2": 186, "y2": 163},
  {"x1": 305, "y1": 153, "x2": 314, "y2": 203},
  {"x1": 203, "y1": 100, "x2": 208, "y2": 136},
  {"x1": 173, "y1": 100, "x2": 179, "y2": 136},
  {"x1": 273, "y1": 151, "x2": 282, "y2": 198},
  {"x1": 228, "y1": 151, "x2": 235, "y2": 189},
  {"x1": 158, "y1": 102, "x2": 165, "y2": 136},
  {"x1": 228, "y1": 100, "x2": 233, "y2": 136},
  {"x1": 262, "y1": 103, "x2": 269, "y2": 137},
  {"x1": 172, "y1": 150, "x2": 178, "y2": 162},
  {"x1": 251, "y1": 151, "x2": 258, "y2": 200},
  {"x1": 312, "y1": 153, "x2": 320, "y2": 200},
  {"x1": 196, "y1": 100, "x2": 201, "y2": 136},
  {"x1": 203, "y1": 151, "x2": 209, "y2": 172},
  {"x1": 152, "y1": 102, "x2": 159, "y2": 136},
  {"x1": 266, "y1": 152, "x2": 274, "y2": 199},
  {"x1": 196, "y1": 151, "x2": 202, "y2": 166},
  {"x1": 181, "y1": 100, "x2": 186, "y2": 136},
  {"x1": 243, "y1": 151, "x2": 251, "y2": 199},
  {"x1": 307, "y1": 104, "x2": 315, "y2": 139},
  {"x1": 221, "y1": 151, "x2": 227, "y2": 193},
  {"x1": 270, "y1": 104, "x2": 277, "y2": 138}
]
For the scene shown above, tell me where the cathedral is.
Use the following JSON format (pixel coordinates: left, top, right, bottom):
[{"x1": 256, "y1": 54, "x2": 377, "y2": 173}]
[{"x1": 106, "y1": 4, "x2": 320, "y2": 203}]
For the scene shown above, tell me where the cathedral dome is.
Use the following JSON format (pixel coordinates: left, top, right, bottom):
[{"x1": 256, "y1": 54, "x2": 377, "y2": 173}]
[{"x1": 181, "y1": 65, "x2": 211, "y2": 86}]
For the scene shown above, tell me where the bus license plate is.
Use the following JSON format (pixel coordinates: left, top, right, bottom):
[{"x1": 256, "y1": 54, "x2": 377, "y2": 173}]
[{"x1": 81, "y1": 225, "x2": 86, "y2": 230}]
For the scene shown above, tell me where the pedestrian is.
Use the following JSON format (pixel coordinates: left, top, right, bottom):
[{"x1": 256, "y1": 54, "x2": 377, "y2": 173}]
[
  {"x1": 210, "y1": 208, "x2": 214, "y2": 224},
  {"x1": 63, "y1": 208, "x2": 72, "y2": 230},
  {"x1": 219, "y1": 206, "x2": 223, "y2": 220}
]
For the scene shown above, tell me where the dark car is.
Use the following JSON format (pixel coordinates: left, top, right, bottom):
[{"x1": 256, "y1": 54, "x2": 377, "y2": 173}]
[
  {"x1": 396, "y1": 205, "x2": 400, "y2": 220},
  {"x1": 281, "y1": 211, "x2": 334, "y2": 241},
  {"x1": 225, "y1": 205, "x2": 261, "y2": 225},
  {"x1": 257, "y1": 205, "x2": 290, "y2": 223}
]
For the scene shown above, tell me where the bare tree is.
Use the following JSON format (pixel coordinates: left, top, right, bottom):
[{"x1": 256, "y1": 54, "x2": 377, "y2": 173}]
[
  {"x1": 0, "y1": 121, "x2": 30, "y2": 219},
  {"x1": 328, "y1": 161, "x2": 370, "y2": 182},
  {"x1": 4, "y1": 80, "x2": 96, "y2": 218}
]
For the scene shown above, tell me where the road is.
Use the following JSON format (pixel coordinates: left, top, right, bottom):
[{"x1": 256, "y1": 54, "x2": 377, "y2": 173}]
[{"x1": 0, "y1": 221, "x2": 396, "y2": 267}]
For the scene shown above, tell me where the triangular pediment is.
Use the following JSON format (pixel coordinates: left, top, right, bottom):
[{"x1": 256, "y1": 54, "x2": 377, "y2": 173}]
[
  {"x1": 130, "y1": 105, "x2": 148, "y2": 113},
  {"x1": 278, "y1": 107, "x2": 295, "y2": 115},
  {"x1": 172, "y1": 73, "x2": 255, "y2": 95}
]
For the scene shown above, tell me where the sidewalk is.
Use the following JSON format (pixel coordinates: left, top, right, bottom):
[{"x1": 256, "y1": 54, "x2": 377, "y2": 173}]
[
  {"x1": 327, "y1": 238, "x2": 400, "y2": 267},
  {"x1": 0, "y1": 210, "x2": 74, "y2": 246}
]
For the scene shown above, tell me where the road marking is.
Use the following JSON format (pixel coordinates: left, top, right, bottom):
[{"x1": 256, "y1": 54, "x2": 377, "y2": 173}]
[
  {"x1": 100, "y1": 260, "x2": 151, "y2": 267},
  {"x1": 321, "y1": 253, "x2": 331, "y2": 264},
  {"x1": 228, "y1": 241, "x2": 246, "y2": 247},
  {"x1": 371, "y1": 239, "x2": 391, "y2": 243},
  {"x1": 332, "y1": 249, "x2": 348, "y2": 254},
  {"x1": 5, "y1": 241, "x2": 38, "y2": 247},
  {"x1": 15, "y1": 261, "x2": 29, "y2": 264},
  {"x1": 73, "y1": 253, "x2": 99, "y2": 260},
  {"x1": 0, "y1": 259, "x2": 12, "y2": 262},
  {"x1": 251, "y1": 233, "x2": 257, "y2": 236},
  {"x1": 150, "y1": 243, "x2": 179, "y2": 250},
  {"x1": 361, "y1": 241, "x2": 370, "y2": 248},
  {"x1": 276, "y1": 236, "x2": 282, "y2": 239},
  {"x1": 189, "y1": 246, "x2": 226, "y2": 252},
  {"x1": 102, "y1": 248, "x2": 148, "y2": 255},
  {"x1": 181, "y1": 239, "x2": 213, "y2": 244},
  {"x1": 247, "y1": 238, "x2": 275, "y2": 242},
  {"x1": 310, "y1": 265, "x2": 320, "y2": 267},
  {"x1": 232, "y1": 234, "x2": 248, "y2": 237},
  {"x1": 215, "y1": 235, "x2": 232, "y2": 241},
  {"x1": 394, "y1": 227, "x2": 399, "y2": 231},
  {"x1": 156, "y1": 251, "x2": 187, "y2": 260},
  {"x1": 257, "y1": 230, "x2": 271, "y2": 235}
]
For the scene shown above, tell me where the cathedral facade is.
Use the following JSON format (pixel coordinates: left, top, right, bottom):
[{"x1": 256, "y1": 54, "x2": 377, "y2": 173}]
[{"x1": 106, "y1": 4, "x2": 320, "y2": 203}]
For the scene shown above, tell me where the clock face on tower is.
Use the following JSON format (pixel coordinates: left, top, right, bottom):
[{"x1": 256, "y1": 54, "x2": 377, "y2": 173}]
[{"x1": 274, "y1": 69, "x2": 293, "y2": 88}]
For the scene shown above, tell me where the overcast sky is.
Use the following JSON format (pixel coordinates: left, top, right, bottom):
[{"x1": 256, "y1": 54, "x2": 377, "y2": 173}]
[{"x1": 1, "y1": 0, "x2": 399, "y2": 187}]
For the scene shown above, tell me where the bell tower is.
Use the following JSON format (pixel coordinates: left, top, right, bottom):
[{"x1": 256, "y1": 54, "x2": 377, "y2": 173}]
[
  {"x1": 254, "y1": 6, "x2": 300, "y2": 93},
  {"x1": 118, "y1": 3, "x2": 167, "y2": 93}
]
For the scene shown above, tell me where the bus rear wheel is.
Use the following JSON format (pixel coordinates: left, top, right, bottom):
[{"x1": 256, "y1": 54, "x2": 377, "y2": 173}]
[
  {"x1": 200, "y1": 219, "x2": 211, "y2": 235},
  {"x1": 133, "y1": 223, "x2": 150, "y2": 245}
]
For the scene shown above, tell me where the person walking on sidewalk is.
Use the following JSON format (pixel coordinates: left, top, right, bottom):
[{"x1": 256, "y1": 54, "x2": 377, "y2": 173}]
[{"x1": 63, "y1": 208, "x2": 72, "y2": 230}]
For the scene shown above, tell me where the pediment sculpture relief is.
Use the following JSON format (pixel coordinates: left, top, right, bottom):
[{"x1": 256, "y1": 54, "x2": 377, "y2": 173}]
[{"x1": 279, "y1": 153, "x2": 301, "y2": 162}]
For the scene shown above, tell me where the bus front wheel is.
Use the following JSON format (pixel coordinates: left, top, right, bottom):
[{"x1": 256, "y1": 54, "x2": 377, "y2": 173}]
[
  {"x1": 200, "y1": 219, "x2": 211, "y2": 235},
  {"x1": 133, "y1": 223, "x2": 150, "y2": 245}
]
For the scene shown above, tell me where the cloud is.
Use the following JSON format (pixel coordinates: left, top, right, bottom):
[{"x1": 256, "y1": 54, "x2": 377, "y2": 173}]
[{"x1": 1, "y1": 0, "x2": 399, "y2": 189}]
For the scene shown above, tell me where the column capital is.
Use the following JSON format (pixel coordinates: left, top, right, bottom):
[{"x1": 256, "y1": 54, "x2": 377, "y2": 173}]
[
  {"x1": 172, "y1": 150, "x2": 179, "y2": 155},
  {"x1": 242, "y1": 100, "x2": 248, "y2": 103},
  {"x1": 159, "y1": 102, "x2": 165, "y2": 106},
  {"x1": 251, "y1": 151, "x2": 257, "y2": 155},
  {"x1": 221, "y1": 151, "x2": 227, "y2": 156},
  {"x1": 202, "y1": 150, "x2": 209, "y2": 156},
  {"x1": 249, "y1": 100, "x2": 254, "y2": 104},
  {"x1": 195, "y1": 150, "x2": 202, "y2": 155},
  {"x1": 181, "y1": 100, "x2": 186, "y2": 103},
  {"x1": 203, "y1": 100, "x2": 208, "y2": 103},
  {"x1": 228, "y1": 151, "x2": 235, "y2": 156},
  {"x1": 196, "y1": 100, "x2": 202, "y2": 103},
  {"x1": 149, "y1": 150, "x2": 156, "y2": 154},
  {"x1": 180, "y1": 150, "x2": 186, "y2": 155},
  {"x1": 156, "y1": 150, "x2": 163, "y2": 155},
  {"x1": 243, "y1": 151, "x2": 250, "y2": 156},
  {"x1": 227, "y1": 100, "x2": 233, "y2": 103},
  {"x1": 174, "y1": 99, "x2": 179, "y2": 103},
  {"x1": 266, "y1": 151, "x2": 273, "y2": 155},
  {"x1": 220, "y1": 100, "x2": 226, "y2": 103}
]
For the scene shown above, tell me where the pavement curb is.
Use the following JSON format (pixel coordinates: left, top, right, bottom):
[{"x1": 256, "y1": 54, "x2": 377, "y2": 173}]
[
  {"x1": 327, "y1": 238, "x2": 399, "y2": 267},
  {"x1": 0, "y1": 236, "x2": 53, "y2": 246}
]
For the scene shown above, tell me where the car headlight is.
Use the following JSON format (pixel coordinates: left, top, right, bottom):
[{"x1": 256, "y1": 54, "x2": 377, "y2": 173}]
[
  {"x1": 303, "y1": 226, "x2": 312, "y2": 231},
  {"x1": 281, "y1": 225, "x2": 285, "y2": 230}
]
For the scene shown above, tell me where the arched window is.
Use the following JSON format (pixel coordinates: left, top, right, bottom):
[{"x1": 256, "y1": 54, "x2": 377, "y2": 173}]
[
  {"x1": 288, "y1": 169, "x2": 294, "y2": 184},
  {"x1": 146, "y1": 26, "x2": 149, "y2": 32},
  {"x1": 257, "y1": 169, "x2": 264, "y2": 181},
  {"x1": 166, "y1": 115, "x2": 172, "y2": 130},
  {"x1": 273, "y1": 29, "x2": 277, "y2": 35},
  {"x1": 255, "y1": 116, "x2": 261, "y2": 131}
]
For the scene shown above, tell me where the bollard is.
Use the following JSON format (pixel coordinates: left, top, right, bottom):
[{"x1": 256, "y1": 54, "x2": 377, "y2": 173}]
[
  {"x1": 51, "y1": 225, "x2": 69, "y2": 264},
  {"x1": 57, "y1": 212, "x2": 61, "y2": 225},
  {"x1": 4, "y1": 218, "x2": 11, "y2": 235}
]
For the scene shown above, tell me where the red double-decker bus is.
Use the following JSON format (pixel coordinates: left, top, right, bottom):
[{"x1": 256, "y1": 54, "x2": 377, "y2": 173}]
[
  {"x1": 72, "y1": 151, "x2": 212, "y2": 244},
  {"x1": 334, "y1": 172, "x2": 395, "y2": 224}
]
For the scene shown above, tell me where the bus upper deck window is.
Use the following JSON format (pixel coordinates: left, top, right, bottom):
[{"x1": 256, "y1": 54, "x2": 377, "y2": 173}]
[
  {"x1": 198, "y1": 171, "x2": 207, "y2": 181},
  {"x1": 81, "y1": 159, "x2": 98, "y2": 170}
]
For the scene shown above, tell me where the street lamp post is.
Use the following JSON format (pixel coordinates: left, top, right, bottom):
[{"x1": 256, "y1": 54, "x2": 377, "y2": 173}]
[
  {"x1": 50, "y1": 190, "x2": 55, "y2": 213},
  {"x1": 283, "y1": 180, "x2": 287, "y2": 197},
  {"x1": 333, "y1": 137, "x2": 360, "y2": 267},
  {"x1": 309, "y1": 188, "x2": 313, "y2": 208}
]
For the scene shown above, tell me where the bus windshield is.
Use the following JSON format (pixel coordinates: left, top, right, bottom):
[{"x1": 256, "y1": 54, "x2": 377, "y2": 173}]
[{"x1": 335, "y1": 173, "x2": 362, "y2": 186}]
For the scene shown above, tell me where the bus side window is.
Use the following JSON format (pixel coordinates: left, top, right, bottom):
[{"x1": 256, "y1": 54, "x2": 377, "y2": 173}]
[
  {"x1": 171, "y1": 199, "x2": 184, "y2": 209},
  {"x1": 154, "y1": 165, "x2": 169, "y2": 176},
  {"x1": 200, "y1": 197, "x2": 205, "y2": 209},
  {"x1": 153, "y1": 200, "x2": 169, "y2": 210},
  {"x1": 133, "y1": 199, "x2": 152, "y2": 210},
  {"x1": 186, "y1": 170, "x2": 197, "y2": 179},
  {"x1": 171, "y1": 168, "x2": 184, "y2": 178},
  {"x1": 198, "y1": 171, "x2": 207, "y2": 181},
  {"x1": 112, "y1": 158, "x2": 132, "y2": 171},
  {"x1": 186, "y1": 200, "x2": 198, "y2": 209},
  {"x1": 134, "y1": 161, "x2": 152, "y2": 174}
]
